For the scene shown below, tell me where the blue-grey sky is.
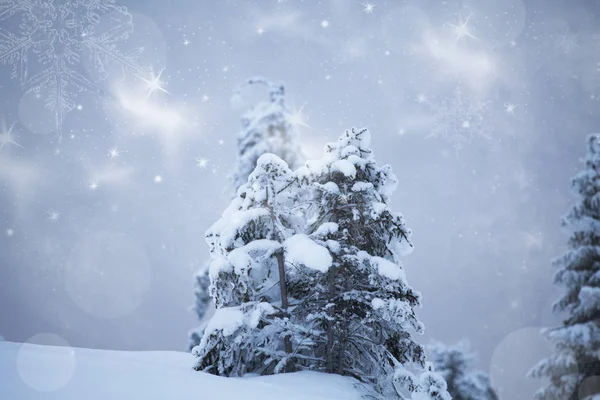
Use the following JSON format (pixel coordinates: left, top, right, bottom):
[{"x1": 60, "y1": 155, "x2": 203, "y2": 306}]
[{"x1": 1, "y1": 0, "x2": 599, "y2": 398}]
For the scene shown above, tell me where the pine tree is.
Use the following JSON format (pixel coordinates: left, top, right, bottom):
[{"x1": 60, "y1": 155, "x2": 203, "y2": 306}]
[
  {"x1": 429, "y1": 340, "x2": 498, "y2": 400},
  {"x1": 189, "y1": 77, "x2": 303, "y2": 350},
  {"x1": 230, "y1": 77, "x2": 302, "y2": 191},
  {"x1": 193, "y1": 154, "x2": 314, "y2": 375},
  {"x1": 290, "y1": 127, "x2": 449, "y2": 399},
  {"x1": 529, "y1": 134, "x2": 600, "y2": 400}
]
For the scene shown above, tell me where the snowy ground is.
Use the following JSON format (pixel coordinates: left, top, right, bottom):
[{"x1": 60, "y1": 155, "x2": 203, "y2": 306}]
[{"x1": 0, "y1": 341, "x2": 362, "y2": 399}]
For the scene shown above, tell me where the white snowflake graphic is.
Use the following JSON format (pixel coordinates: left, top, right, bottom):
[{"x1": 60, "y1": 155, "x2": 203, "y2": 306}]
[
  {"x1": 0, "y1": 0, "x2": 150, "y2": 137},
  {"x1": 421, "y1": 86, "x2": 491, "y2": 151},
  {"x1": 554, "y1": 26, "x2": 580, "y2": 55}
]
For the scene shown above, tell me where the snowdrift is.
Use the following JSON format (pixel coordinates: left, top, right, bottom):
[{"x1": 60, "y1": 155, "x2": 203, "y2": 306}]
[{"x1": 0, "y1": 341, "x2": 362, "y2": 399}]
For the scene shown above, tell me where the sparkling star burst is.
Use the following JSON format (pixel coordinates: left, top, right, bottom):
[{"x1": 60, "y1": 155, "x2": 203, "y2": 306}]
[
  {"x1": 286, "y1": 104, "x2": 310, "y2": 129},
  {"x1": 362, "y1": 2, "x2": 375, "y2": 14},
  {"x1": 139, "y1": 68, "x2": 171, "y2": 98},
  {"x1": 108, "y1": 147, "x2": 122, "y2": 159},
  {"x1": 0, "y1": 0, "x2": 152, "y2": 136},
  {"x1": 504, "y1": 102, "x2": 517, "y2": 115},
  {"x1": 416, "y1": 94, "x2": 428, "y2": 104},
  {"x1": 423, "y1": 87, "x2": 491, "y2": 152},
  {"x1": 47, "y1": 209, "x2": 60, "y2": 221},
  {"x1": 447, "y1": 14, "x2": 479, "y2": 42},
  {"x1": 196, "y1": 157, "x2": 209, "y2": 168},
  {"x1": 0, "y1": 120, "x2": 22, "y2": 151}
]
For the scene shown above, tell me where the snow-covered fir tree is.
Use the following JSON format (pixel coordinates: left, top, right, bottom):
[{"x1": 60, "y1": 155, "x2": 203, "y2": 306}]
[
  {"x1": 429, "y1": 340, "x2": 498, "y2": 400},
  {"x1": 193, "y1": 154, "x2": 312, "y2": 375},
  {"x1": 194, "y1": 127, "x2": 449, "y2": 400},
  {"x1": 189, "y1": 78, "x2": 303, "y2": 350},
  {"x1": 230, "y1": 77, "x2": 303, "y2": 191},
  {"x1": 291, "y1": 127, "x2": 448, "y2": 399},
  {"x1": 529, "y1": 134, "x2": 600, "y2": 400}
]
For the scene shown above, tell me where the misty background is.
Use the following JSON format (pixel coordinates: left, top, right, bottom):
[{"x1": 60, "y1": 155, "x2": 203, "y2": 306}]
[{"x1": 1, "y1": 0, "x2": 600, "y2": 398}]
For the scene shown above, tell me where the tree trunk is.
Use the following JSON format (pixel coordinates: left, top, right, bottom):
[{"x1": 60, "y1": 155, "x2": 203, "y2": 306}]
[
  {"x1": 326, "y1": 269, "x2": 335, "y2": 373},
  {"x1": 275, "y1": 251, "x2": 294, "y2": 371}
]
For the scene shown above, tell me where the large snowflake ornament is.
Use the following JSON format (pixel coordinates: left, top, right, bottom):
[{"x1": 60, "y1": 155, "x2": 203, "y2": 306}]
[
  {"x1": 0, "y1": 0, "x2": 150, "y2": 137},
  {"x1": 423, "y1": 86, "x2": 491, "y2": 151}
]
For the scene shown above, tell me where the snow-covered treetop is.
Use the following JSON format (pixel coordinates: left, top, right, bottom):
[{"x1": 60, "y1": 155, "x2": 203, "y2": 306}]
[
  {"x1": 563, "y1": 134, "x2": 600, "y2": 230},
  {"x1": 205, "y1": 154, "x2": 307, "y2": 309},
  {"x1": 208, "y1": 155, "x2": 297, "y2": 253},
  {"x1": 242, "y1": 76, "x2": 285, "y2": 106},
  {"x1": 298, "y1": 127, "x2": 413, "y2": 261},
  {"x1": 230, "y1": 77, "x2": 302, "y2": 192},
  {"x1": 429, "y1": 340, "x2": 498, "y2": 400},
  {"x1": 429, "y1": 340, "x2": 476, "y2": 378}
]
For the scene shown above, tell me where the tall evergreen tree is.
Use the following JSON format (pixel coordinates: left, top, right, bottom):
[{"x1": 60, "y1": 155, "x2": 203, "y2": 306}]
[
  {"x1": 529, "y1": 134, "x2": 600, "y2": 400},
  {"x1": 194, "y1": 127, "x2": 450, "y2": 400},
  {"x1": 189, "y1": 78, "x2": 303, "y2": 350},
  {"x1": 429, "y1": 340, "x2": 498, "y2": 400}
]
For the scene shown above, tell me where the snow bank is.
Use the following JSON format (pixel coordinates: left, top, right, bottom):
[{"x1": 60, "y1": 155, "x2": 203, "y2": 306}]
[{"x1": 0, "y1": 341, "x2": 362, "y2": 400}]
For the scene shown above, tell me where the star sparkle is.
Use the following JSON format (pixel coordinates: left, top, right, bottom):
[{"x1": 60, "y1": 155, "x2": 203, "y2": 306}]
[
  {"x1": 0, "y1": 120, "x2": 22, "y2": 151},
  {"x1": 362, "y1": 2, "x2": 375, "y2": 14},
  {"x1": 47, "y1": 209, "x2": 60, "y2": 221},
  {"x1": 196, "y1": 157, "x2": 209, "y2": 168},
  {"x1": 447, "y1": 14, "x2": 479, "y2": 42},
  {"x1": 504, "y1": 102, "x2": 517, "y2": 115},
  {"x1": 138, "y1": 68, "x2": 171, "y2": 98},
  {"x1": 286, "y1": 104, "x2": 310, "y2": 129},
  {"x1": 108, "y1": 147, "x2": 122, "y2": 159}
]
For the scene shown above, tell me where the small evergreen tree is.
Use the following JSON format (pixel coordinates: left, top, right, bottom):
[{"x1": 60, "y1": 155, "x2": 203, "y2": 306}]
[
  {"x1": 529, "y1": 134, "x2": 600, "y2": 400},
  {"x1": 189, "y1": 77, "x2": 303, "y2": 350},
  {"x1": 429, "y1": 340, "x2": 498, "y2": 400}
]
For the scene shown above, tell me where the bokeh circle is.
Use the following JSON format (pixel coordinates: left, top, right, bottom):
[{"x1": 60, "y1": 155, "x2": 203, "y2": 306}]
[
  {"x1": 17, "y1": 333, "x2": 76, "y2": 392},
  {"x1": 490, "y1": 327, "x2": 558, "y2": 400},
  {"x1": 64, "y1": 230, "x2": 151, "y2": 319}
]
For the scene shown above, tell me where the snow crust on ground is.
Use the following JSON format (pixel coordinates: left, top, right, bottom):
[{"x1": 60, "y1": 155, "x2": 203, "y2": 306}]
[{"x1": 0, "y1": 341, "x2": 362, "y2": 400}]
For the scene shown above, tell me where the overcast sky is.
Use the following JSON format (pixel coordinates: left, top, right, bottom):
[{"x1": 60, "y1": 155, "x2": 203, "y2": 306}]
[{"x1": 1, "y1": 0, "x2": 600, "y2": 398}]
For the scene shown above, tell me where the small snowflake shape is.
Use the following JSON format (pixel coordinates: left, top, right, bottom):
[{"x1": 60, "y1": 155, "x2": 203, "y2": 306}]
[{"x1": 425, "y1": 87, "x2": 491, "y2": 151}]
